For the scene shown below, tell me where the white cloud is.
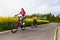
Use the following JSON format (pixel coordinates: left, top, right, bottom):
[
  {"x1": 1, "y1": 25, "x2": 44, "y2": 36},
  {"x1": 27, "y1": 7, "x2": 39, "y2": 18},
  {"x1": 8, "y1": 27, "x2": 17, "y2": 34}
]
[
  {"x1": 0, "y1": 0, "x2": 60, "y2": 16},
  {"x1": 36, "y1": 4, "x2": 50, "y2": 13},
  {"x1": 50, "y1": 5, "x2": 60, "y2": 15}
]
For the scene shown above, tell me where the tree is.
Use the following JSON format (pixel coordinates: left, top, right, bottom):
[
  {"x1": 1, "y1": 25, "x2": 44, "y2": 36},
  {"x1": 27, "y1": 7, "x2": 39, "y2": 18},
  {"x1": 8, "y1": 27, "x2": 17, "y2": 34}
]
[
  {"x1": 56, "y1": 14, "x2": 60, "y2": 22},
  {"x1": 45, "y1": 13, "x2": 56, "y2": 22}
]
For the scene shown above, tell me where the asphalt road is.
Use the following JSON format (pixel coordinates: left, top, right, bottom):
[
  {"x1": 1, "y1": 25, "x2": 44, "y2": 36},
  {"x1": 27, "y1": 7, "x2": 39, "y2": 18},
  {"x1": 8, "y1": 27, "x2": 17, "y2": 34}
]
[{"x1": 0, "y1": 23, "x2": 59, "y2": 40}]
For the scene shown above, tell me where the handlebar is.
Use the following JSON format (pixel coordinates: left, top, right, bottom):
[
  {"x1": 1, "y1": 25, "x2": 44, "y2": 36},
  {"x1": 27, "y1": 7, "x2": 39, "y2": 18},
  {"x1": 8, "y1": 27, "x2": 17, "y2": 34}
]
[{"x1": 14, "y1": 15, "x2": 22, "y2": 18}]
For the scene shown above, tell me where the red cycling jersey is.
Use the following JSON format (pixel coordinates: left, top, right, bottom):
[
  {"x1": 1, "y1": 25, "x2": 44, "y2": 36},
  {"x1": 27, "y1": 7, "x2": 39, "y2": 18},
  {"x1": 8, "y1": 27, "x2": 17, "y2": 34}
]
[{"x1": 19, "y1": 11, "x2": 26, "y2": 17}]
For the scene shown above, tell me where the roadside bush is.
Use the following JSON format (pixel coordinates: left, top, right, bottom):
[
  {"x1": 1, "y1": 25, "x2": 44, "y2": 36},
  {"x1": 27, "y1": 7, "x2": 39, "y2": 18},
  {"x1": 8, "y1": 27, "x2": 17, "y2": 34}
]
[{"x1": 0, "y1": 16, "x2": 49, "y2": 31}]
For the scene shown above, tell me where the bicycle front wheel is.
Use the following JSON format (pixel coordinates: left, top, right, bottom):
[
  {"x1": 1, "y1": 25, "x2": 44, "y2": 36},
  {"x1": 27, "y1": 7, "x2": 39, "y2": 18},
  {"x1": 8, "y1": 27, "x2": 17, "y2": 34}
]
[{"x1": 11, "y1": 22, "x2": 18, "y2": 33}]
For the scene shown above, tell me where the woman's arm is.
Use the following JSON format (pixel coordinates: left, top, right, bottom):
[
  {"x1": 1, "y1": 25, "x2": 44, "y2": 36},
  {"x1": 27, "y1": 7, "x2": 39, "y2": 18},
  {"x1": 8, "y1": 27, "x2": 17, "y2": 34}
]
[
  {"x1": 15, "y1": 13, "x2": 20, "y2": 16},
  {"x1": 16, "y1": 14, "x2": 20, "y2": 15}
]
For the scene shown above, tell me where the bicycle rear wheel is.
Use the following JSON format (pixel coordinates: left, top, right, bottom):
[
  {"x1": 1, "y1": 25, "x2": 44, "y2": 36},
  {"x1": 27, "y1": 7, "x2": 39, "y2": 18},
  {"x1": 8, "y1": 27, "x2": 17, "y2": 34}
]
[
  {"x1": 31, "y1": 22, "x2": 37, "y2": 28},
  {"x1": 11, "y1": 22, "x2": 18, "y2": 33},
  {"x1": 20, "y1": 25, "x2": 25, "y2": 31}
]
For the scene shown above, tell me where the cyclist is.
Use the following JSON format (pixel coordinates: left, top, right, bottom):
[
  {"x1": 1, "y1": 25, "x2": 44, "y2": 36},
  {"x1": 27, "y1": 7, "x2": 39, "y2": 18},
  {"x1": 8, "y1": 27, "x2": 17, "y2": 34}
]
[
  {"x1": 32, "y1": 14, "x2": 37, "y2": 25},
  {"x1": 15, "y1": 8, "x2": 26, "y2": 25}
]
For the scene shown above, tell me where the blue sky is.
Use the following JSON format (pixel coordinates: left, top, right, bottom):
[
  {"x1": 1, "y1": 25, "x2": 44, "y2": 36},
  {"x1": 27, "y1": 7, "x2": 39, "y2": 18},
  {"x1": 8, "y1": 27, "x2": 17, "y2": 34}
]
[{"x1": 0, "y1": 0, "x2": 60, "y2": 16}]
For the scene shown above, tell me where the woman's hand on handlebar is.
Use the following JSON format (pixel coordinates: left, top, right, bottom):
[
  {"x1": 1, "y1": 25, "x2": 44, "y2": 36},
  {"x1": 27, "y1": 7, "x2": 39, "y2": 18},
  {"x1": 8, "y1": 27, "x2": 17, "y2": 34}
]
[{"x1": 15, "y1": 15, "x2": 17, "y2": 16}]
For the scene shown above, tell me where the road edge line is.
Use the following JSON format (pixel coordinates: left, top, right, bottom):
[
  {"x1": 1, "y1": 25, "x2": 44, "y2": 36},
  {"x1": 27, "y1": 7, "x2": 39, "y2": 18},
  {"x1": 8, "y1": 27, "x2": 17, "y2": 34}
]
[
  {"x1": 0, "y1": 30, "x2": 10, "y2": 34},
  {"x1": 54, "y1": 26, "x2": 58, "y2": 40}
]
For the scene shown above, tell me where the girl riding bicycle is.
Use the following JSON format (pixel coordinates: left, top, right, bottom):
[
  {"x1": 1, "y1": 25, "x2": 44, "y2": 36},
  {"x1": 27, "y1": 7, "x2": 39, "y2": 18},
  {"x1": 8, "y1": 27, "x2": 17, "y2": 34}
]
[{"x1": 15, "y1": 8, "x2": 26, "y2": 25}]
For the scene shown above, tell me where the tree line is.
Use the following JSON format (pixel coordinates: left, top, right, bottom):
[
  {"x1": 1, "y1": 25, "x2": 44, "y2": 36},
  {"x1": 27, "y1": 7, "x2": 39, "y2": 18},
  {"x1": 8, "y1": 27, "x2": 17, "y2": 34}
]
[{"x1": 26, "y1": 13, "x2": 60, "y2": 23}]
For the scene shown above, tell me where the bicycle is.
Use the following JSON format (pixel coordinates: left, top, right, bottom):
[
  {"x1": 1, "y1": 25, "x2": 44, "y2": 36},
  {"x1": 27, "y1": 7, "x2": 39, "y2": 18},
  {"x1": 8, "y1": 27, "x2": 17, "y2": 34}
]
[
  {"x1": 31, "y1": 20, "x2": 37, "y2": 28},
  {"x1": 10, "y1": 16, "x2": 26, "y2": 33}
]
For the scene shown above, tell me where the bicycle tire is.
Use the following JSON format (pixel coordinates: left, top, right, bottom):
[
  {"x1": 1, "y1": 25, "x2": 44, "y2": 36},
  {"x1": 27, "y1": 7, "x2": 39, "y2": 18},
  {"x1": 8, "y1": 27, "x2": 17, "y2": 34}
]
[{"x1": 11, "y1": 22, "x2": 18, "y2": 33}]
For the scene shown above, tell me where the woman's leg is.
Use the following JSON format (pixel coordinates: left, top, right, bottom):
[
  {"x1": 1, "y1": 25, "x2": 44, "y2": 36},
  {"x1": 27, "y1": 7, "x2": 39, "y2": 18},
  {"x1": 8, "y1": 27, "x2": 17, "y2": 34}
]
[{"x1": 21, "y1": 17, "x2": 25, "y2": 25}]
